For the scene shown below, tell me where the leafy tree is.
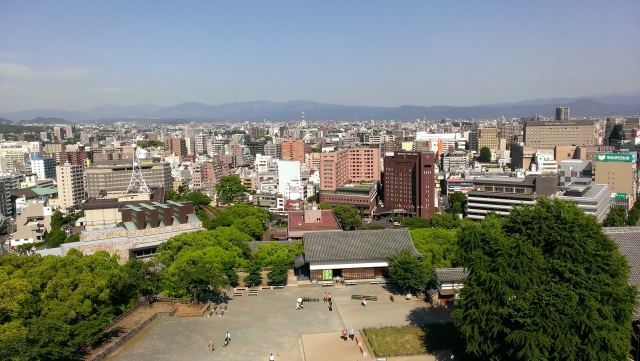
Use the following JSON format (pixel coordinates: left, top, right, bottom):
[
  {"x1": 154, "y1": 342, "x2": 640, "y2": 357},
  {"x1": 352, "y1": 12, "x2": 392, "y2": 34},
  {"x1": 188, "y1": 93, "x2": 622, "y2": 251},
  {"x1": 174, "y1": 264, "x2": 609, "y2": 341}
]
[
  {"x1": 453, "y1": 197, "x2": 637, "y2": 360},
  {"x1": 332, "y1": 205, "x2": 362, "y2": 230},
  {"x1": 65, "y1": 233, "x2": 80, "y2": 243},
  {"x1": 387, "y1": 250, "x2": 428, "y2": 293},
  {"x1": 318, "y1": 202, "x2": 333, "y2": 210},
  {"x1": 45, "y1": 229, "x2": 67, "y2": 248},
  {"x1": 307, "y1": 194, "x2": 318, "y2": 203},
  {"x1": 451, "y1": 202, "x2": 463, "y2": 215},
  {"x1": 264, "y1": 136, "x2": 273, "y2": 142},
  {"x1": 50, "y1": 210, "x2": 64, "y2": 230},
  {"x1": 137, "y1": 140, "x2": 164, "y2": 148},
  {"x1": 627, "y1": 207, "x2": 640, "y2": 226},
  {"x1": 165, "y1": 189, "x2": 180, "y2": 202},
  {"x1": 430, "y1": 213, "x2": 460, "y2": 229},
  {"x1": 448, "y1": 191, "x2": 466, "y2": 206},
  {"x1": 243, "y1": 259, "x2": 263, "y2": 287},
  {"x1": 232, "y1": 216, "x2": 264, "y2": 240},
  {"x1": 604, "y1": 206, "x2": 627, "y2": 227},
  {"x1": 267, "y1": 259, "x2": 289, "y2": 284},
  {"x1": 183, "y1": 191, "x2": 212, "y2": 209},
  {"x1": 122, "y1": 258, "x2": 162, "y2": 303},
  {"x1": 253, "y1": 241, "x2": 303, "y2": 268},
  {"x1": 403, "y1": 217, "x2": 431, "y2": 229},
  {"x1": 411, "y1": 228, "x2": 459, "y2": 286},
  {"x1": 215, "y1": 175, "x2": 247, "y2": 204},
  {"x1": 476, "y1": 146, "x2": 492, "y2": 163}
]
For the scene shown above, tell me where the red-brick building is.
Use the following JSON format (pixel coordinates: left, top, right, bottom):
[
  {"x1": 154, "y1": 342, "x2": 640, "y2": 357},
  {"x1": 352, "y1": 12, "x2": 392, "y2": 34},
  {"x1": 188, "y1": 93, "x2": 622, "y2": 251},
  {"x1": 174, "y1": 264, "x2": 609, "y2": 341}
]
[{"x1": 382, "y1": 151, "x2": 436, "y2": 219}]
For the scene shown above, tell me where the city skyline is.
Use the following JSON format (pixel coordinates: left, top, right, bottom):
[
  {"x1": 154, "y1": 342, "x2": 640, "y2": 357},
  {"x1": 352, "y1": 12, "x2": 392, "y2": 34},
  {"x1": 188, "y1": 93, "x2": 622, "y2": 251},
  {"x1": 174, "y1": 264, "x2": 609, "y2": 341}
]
[{"x1": 1, "y1": 1, "x2": 639, "y2": 113}]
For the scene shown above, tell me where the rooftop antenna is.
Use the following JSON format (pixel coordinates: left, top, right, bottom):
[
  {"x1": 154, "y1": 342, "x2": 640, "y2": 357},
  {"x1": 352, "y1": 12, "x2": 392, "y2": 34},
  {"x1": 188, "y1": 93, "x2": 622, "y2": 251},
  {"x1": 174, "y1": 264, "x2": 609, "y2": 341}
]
[{"x1": 126, "y1": 117, "x2": 149, "y2": 194}]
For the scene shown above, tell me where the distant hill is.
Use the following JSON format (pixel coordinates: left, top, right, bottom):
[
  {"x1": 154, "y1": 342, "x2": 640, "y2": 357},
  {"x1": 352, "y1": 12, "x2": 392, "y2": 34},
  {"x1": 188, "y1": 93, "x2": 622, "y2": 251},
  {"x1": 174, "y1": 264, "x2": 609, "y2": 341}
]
[
  {"x1": 0, "y1": 118, "x2": 14, "y2": 123},
  {"x1": 19, "y1": 117, "x2": 74, "y2": 125},
  {"x1": 0, "y1": 93, "x2": 639, "y2": 122}
]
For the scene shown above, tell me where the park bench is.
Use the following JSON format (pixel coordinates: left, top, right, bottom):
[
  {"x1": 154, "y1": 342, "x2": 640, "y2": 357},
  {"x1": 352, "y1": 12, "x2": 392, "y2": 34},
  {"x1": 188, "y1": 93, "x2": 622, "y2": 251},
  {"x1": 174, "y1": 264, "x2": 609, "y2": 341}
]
[
  {"x1": 260, "y1": 286, "x2": 272, "y2": 290},
  {"x1": 355, "y1": 336, "x2": 367, "y2": 356},
  {"x1": 345, "y1": 280, "x2": 357, "y2": 286},
  {"x1": 322, "y1": 282, "x2": 333, "y2": 287},
  {"x1": 247, "y1": 289, "x2": 259, "y2": 296},
  {"x1": 369, "y1": 281, "x2": 380, "y2": 284},
  {"x1": 272, "y1": 284, "x2": 285, "y2": 289},
  {"x1": 351, "y1": 295, "x2": 377, "y2": 301},
  {"x1": 302, "y1": 297, "x2": 319, "y2": 302}
]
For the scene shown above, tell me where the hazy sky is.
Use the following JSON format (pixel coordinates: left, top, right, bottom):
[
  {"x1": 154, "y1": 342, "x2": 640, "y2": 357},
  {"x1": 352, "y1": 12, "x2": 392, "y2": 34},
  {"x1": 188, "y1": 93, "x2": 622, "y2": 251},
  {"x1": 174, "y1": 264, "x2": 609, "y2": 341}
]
[{"x1": 1, "y1": 1, "x2": 639, "y2": 112}]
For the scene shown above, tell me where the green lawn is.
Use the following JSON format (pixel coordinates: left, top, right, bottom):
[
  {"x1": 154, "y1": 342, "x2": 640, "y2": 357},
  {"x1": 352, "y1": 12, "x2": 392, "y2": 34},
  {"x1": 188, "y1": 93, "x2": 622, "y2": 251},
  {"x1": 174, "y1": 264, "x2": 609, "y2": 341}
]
[{"x1": 365, "y1": 323, "x2": 465, "y2": 356}]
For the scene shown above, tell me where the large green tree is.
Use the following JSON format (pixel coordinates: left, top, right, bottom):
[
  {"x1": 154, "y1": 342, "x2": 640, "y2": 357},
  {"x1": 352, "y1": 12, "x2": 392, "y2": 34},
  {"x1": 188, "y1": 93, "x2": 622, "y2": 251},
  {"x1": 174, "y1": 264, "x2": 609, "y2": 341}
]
[
  {"x1": 215, "y1": 175, "x2": 247, "y2": 204},
  {"x1": 267, "y1": 259, "x2": 289, "y2": 284},
  {"x1": 332, "y1": 205, "x2": 362, "y2": 230},
  {"x1": 411, "y1": 228, "x2": 459, "y2": 286},
  {"x1": 476, "y1": 146, "x2": 492, "y2": 163},
  {"x1": 430, "y1": 213, "x2": 460, "y2": 229},
  {"x1": 604, "y1": 206, "x2": 627, "y2": 227},
  {"x1": 387, "y1": 250, "x2": 428, "y2": 293},
  {"x1": 232, "y1": 216, "x2": 264, "y2": 240},
  {"x1": 453, "y1": 197, "x2": 637, "y2": 360},
  {"x1": 253, "y1": 241, "x2": 303, "y2": 268}
]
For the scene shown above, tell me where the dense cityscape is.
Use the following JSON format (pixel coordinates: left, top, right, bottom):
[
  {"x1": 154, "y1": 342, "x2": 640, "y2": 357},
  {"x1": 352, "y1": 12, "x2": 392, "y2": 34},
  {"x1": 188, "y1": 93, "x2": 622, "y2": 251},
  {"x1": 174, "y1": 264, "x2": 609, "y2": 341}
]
[{"x1": 2, "y1": 1, "x2": 640, "y2": 361}]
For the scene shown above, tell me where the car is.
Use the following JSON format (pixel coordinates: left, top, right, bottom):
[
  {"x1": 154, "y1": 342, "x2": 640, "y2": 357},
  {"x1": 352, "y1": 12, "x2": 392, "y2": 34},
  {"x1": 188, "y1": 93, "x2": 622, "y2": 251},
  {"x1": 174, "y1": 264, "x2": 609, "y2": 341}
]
[{"x1": 393, "y1": 221, "x2": 400, "y2": 226}]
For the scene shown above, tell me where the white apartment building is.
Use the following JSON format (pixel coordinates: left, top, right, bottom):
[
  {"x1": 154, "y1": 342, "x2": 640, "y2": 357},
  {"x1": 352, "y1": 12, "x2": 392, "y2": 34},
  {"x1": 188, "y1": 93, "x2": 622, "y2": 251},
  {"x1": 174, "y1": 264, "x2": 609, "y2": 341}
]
[
  {"x1": 28, "y1": 153, "x2": 56, "y2": 180},
  {"x1": 277, "y1": 160, "x2": 301, "y2": 200},
  {"x1": 56, "y1": 163, "x2": 85, "y2": 210}
]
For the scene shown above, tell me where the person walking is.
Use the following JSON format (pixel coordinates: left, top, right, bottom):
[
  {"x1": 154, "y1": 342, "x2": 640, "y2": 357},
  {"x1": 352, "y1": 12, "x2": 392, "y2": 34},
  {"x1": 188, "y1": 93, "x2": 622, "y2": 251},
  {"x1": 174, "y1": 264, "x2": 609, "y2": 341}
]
[
  {"x1": 300, "y1": 299, "x2": 304, "y2": 310},
  {"x1": 208, "y1": 340, "x2": 214, "y2": 352},
  {"x1": 349, "y1": 328, "x2": 355, "y2": 341},
  {"x1": 328, "y1": 293, "x2": 332, "y2": 303},
  {"x1": 323, "y1": 292, "x2": 328, "y2": 303},
  {"x1": 361, "y1": 296, "x2": 367, "y2": 307},
  {"x1": 296, "y1": 301, "x2": 300, "y2": 310},
  {"x1": 225, "y1": 331, "x2": 231, "y2": 343},
  {"x1": 328, "y1": 300, "x2": 333, "y2": 311},
  {"x1": 269, "y1": 353, "x2": 275, "y2": 360}
]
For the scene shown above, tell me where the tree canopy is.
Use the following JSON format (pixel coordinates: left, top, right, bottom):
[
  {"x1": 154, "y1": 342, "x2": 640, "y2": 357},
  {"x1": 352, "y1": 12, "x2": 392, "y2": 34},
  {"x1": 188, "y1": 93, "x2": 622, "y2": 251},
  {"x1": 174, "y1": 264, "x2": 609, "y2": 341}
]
[
  {"x1": 387, "y1": 250, "x2": 428, "y2": 293},
  {"x1": 0, "y1": 251, "x2": 140, "y2": 360},
  {"x1": 332, "y1": 205, "x2": 362, "y2": 230},
  {"x1": 604, "y1": 206, "x2": 628, "y2": 227},
  {"x1": 410, "y1": 228, "x2": 459, "y2": 286},
  {"x1": 476, "y1": 146, "x2": 492, "y2": 163},
  {"x1": 252, "y1": 241, "x2": 303, "y2": 268},
  {"x1": 215, "y1": 175, "x2": 247, "y2": 204},
  {"x1": 453, "y1": 197, "x2": 637, "y2": 360}
]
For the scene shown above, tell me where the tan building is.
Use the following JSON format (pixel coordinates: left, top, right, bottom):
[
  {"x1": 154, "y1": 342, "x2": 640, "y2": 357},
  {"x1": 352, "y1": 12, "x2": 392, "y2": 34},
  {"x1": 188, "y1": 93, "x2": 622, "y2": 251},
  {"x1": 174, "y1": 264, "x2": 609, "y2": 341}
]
[
  {"x1": 165, "y1": 138, "x2": 188, "y2": 157},
  {"x1": 319, "y1": 147, "x2": 380, "y2": 191},
  {"x1": 477, "y1": 128, "x2": 499, "y2": 151},
  {"x1": 524, "y1": 120, "x2": 596, "y2": 148},
  {"x1": 56, "y1": 163, "x2": 85, "y2": 210},
  {"x1": 281, "y1": 140, "x2": 308, "y2": 163},
  {"x1": 8, "y1": 202, "x2": 52, "y2": 247},
  {"x1": 594, "y1": 153, "x2": 636, "y2": 200},
  {"x1": 85, "y1": 160, "x2": 171, "y2": 197}
]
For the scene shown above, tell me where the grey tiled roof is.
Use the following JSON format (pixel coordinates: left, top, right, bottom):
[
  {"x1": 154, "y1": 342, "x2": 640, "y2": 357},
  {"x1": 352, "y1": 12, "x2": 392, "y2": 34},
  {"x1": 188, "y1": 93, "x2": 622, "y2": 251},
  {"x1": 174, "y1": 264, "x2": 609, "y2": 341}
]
[
  {"x1": 303, "y1": 229, "x2": 422, "y2": 262},
  {"x1": 434, "y1": 268, "x2": 471, "y2": 282},
  {"x1": 604, "y1": 227, "x2": 640, "y2": 320}
]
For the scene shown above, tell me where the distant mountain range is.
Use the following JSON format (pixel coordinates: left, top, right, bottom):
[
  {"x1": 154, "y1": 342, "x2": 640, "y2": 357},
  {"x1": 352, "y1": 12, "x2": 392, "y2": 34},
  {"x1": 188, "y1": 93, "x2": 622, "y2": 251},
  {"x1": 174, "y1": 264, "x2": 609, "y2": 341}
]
[{"x1": 1, "y1": 93, "x2": 639, "y2": 123}]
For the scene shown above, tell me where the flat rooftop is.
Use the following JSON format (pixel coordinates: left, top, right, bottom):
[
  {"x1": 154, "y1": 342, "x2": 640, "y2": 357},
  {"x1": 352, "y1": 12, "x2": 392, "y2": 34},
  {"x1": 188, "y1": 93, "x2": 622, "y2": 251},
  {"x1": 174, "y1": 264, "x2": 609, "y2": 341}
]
[{"x1": 287, "y1": 210, "x2": 342, "y2": 236}]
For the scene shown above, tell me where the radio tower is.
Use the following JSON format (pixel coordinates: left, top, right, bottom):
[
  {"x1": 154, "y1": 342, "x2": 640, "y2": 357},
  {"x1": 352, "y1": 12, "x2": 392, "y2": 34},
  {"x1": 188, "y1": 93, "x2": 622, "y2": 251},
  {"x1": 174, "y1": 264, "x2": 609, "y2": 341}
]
[
  {"x1": 300, "y1": 112, "x2": 307, "y2": 127},
  {"x1": 126, "y1": 119, "x2": 150, "y2": 194}
]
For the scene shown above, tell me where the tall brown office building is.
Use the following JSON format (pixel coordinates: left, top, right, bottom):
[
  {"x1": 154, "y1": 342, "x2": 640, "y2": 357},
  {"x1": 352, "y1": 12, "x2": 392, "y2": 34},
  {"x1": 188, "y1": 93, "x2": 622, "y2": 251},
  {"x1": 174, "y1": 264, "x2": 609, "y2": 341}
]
[
  {"x1": 555, "y1": 106, "x2": 570, "y2": 121},
  {"x1": 165, "y1": 138, "x2": 188, "y2": 157},
  {"x1": 383, "y1": 151, "x2": 436, "y2": 219},
  {"x1": 523, "y1": 120, "x2": 596, "y2": 148}
]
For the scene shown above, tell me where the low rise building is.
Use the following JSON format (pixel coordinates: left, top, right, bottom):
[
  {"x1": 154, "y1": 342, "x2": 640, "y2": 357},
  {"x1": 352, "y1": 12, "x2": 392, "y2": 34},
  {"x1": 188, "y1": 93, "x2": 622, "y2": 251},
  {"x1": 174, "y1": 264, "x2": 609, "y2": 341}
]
[
  {"x1": 287, "y1": 205, "x2": 342, "y2": 239},
  {"x1": 554, "y1": 184, "x2": 611, "y2": 223}
]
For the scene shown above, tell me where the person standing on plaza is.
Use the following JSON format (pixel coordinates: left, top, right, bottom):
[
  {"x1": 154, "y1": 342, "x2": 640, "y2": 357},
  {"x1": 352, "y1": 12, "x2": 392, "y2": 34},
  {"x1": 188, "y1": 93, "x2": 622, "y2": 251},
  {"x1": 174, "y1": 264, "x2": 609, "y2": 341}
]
[
  {"x1": 225, "y1": 331, "x2": 231, "y2": 343},
  {"x1": 361, "y1": 296, "x2": 367, "y2": 307},
  {"x1": 323, "y1": 292, "x2": 328, "y2": 303},
  {"x1": 328, "y1": 300, "x2": 333, "y2": 311},
  {"x1": 349, "y1": 328, "x2": 355, "y2": 341},
  {"x1": 208, "y1": 341, "x2": 214, "y2": 352},
  {"x1": 328, "y1": 293, "x2": 332, "y2": 303},
  {"x1": 296, "y1": 301, "x2": 300, "y2": 310},
  {"x1": 269, "y1": 353, "x2": 275, "y2": 360}
]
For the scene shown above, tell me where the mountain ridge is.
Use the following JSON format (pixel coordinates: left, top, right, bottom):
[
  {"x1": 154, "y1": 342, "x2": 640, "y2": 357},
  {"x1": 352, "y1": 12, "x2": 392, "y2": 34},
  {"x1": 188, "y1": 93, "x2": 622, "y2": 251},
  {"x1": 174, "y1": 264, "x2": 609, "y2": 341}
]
[{"x1": 1, "y1": 94, "x2": 639, "y2": 123}]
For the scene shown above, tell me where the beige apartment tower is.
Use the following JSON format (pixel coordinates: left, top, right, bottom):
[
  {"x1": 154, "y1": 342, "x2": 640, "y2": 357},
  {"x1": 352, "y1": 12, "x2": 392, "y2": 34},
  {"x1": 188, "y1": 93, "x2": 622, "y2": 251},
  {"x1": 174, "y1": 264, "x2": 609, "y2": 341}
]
[
  {"x1": 85, "y1": 160, "x2": 172, "y2": 197},
  {"x1": 524, "y1": 120, "x2": 596, "y2": 148},
  {"x1": 319, "y1": 148, "x2": 380, "y2": 191},
  {"x1": 56, "y1": 163, "x2": 85, "y2": 210}
]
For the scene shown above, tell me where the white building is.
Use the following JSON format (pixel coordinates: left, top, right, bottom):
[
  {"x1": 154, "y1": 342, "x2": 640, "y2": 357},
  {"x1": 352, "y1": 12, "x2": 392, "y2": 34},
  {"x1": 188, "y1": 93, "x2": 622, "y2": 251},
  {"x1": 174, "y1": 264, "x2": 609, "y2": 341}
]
[
  {"x1": 56, "y1": 163, "x2": 85, "y2": 210},
  {"x1": 277, "y1": 160, "x2": 301, "y2": 200},
  {"x1": 28, "y1": 153, "x2": 56, "y2": 180},
  {"x1": 255, "y1": 154, "x2": 275, "y2": 173}
]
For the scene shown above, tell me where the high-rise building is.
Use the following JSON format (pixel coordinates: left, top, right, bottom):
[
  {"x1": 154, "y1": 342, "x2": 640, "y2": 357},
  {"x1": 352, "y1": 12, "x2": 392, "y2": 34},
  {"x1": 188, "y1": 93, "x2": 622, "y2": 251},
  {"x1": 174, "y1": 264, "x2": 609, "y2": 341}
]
[
  {"x1": 277, "y1": 160, "x2": 301, "y2": 200},
  {"x1": 85, "y1": 160, "x2": 171, "y2": 197},
  {"x1": 555, "y1": 107, "x2": 570, "y2": 121},
  {"x1": 40, "y1": 132, "x2": 49, "y2": 142},
  {"x1": 319, "y1": 148, "x2": 380, "y2": 191},
  {"x1": 53, "y1": 127, "x2": 65, "y2": 141},
  {"x1": 195, "y1": 135, "x2": 209, "y2": 155},
  {"x1": 281, "y1": 140, "x2": 308, "y2": 163},
  {"x1": 383, "y1": 151, "x2": 436, "y2": 219},
  {"x1": 469, "y1": 128, "x2": 499, "y2": 153},
  {"x1": 56, "y1": 163, "x2": 85, "y2": 210},
  {"x1": 27, "y1": 153, "x2": 56, "y2": 180},
  {"x1": 165, "y1": 138, "x2": 188, "y2": 157},
  {"x1": 524, "y1": 120, "x2": 597, "y2": 148},
  {"x1": 65, "y1": 125, "x2": 75, "y2": 139},
  {"x1": 497, "y1": 122, "x2": 521, "y2": 143},
  {"x1": 594, "y1": 153, "x2": 636, "y2": 202},
  {"x1": 264, "y1": 143, "x2": 282, "y2": 159},
  {"x1": 0, "y1": 173, "x2": 21, "y2": 216}
]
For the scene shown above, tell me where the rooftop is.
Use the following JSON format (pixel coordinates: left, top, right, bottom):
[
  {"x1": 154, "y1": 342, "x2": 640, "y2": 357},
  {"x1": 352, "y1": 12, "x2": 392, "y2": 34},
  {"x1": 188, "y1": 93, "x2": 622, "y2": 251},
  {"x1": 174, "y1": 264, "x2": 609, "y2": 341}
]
[
  {"x1": 287, "y1": 210, "x2": 342, "y2": 238},
  {"x1": 303, "y1": 229, "x2": 422, "y2": 262},
  {"x1": 603, "y1": 227, "x2": 640, "y2": 320}
]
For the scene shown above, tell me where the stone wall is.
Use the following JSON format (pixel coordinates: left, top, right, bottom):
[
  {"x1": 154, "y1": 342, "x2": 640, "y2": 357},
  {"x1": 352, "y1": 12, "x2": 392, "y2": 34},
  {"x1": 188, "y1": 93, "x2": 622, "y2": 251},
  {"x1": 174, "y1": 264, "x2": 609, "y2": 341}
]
[{"x1": 64, "y1": 222, "x2": 203, "y2": 263}]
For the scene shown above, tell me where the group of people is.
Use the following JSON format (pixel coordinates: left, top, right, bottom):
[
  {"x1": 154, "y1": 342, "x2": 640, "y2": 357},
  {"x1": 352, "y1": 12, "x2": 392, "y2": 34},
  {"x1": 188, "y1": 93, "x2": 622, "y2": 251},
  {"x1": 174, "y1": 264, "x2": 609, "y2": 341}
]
[
  {"x1": 206, "y1": 331, "x2": 232, "y2": 352},
  {"x1": 323, "y1": 292, "x2": 333, "y2": 311}
]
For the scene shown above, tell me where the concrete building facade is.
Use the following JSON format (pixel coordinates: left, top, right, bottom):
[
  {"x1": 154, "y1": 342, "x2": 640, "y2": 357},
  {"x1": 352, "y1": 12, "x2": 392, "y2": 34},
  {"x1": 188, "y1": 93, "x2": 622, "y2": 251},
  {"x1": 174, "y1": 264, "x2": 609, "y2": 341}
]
[
  {"x1": 524, "y1": 120, "x2": 596, "y2": 148},
  {"x1": 382, "y1": 151, "x2": 436, "y2": 219},
  {"x1": 85, "y1": 160, "x2": 172, "y2": 197},
  {"x1": 56, "y1": 163, "x2": 85, "y2": 210}
]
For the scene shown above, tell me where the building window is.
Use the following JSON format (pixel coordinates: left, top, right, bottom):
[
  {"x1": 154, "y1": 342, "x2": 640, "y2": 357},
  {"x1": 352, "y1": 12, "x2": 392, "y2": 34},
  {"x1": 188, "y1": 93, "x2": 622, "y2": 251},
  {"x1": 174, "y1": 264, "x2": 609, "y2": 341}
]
[{"x1": 485, "y1": 186, "x2": 493, "y2": 192}]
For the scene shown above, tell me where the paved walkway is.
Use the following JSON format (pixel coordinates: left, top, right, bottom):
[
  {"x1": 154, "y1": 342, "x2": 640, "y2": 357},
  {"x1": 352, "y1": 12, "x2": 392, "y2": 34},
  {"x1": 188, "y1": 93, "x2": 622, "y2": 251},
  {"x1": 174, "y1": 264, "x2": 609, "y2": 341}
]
[{"x1": 105, "y1": 283, "x2": 453, "y2": 361}]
